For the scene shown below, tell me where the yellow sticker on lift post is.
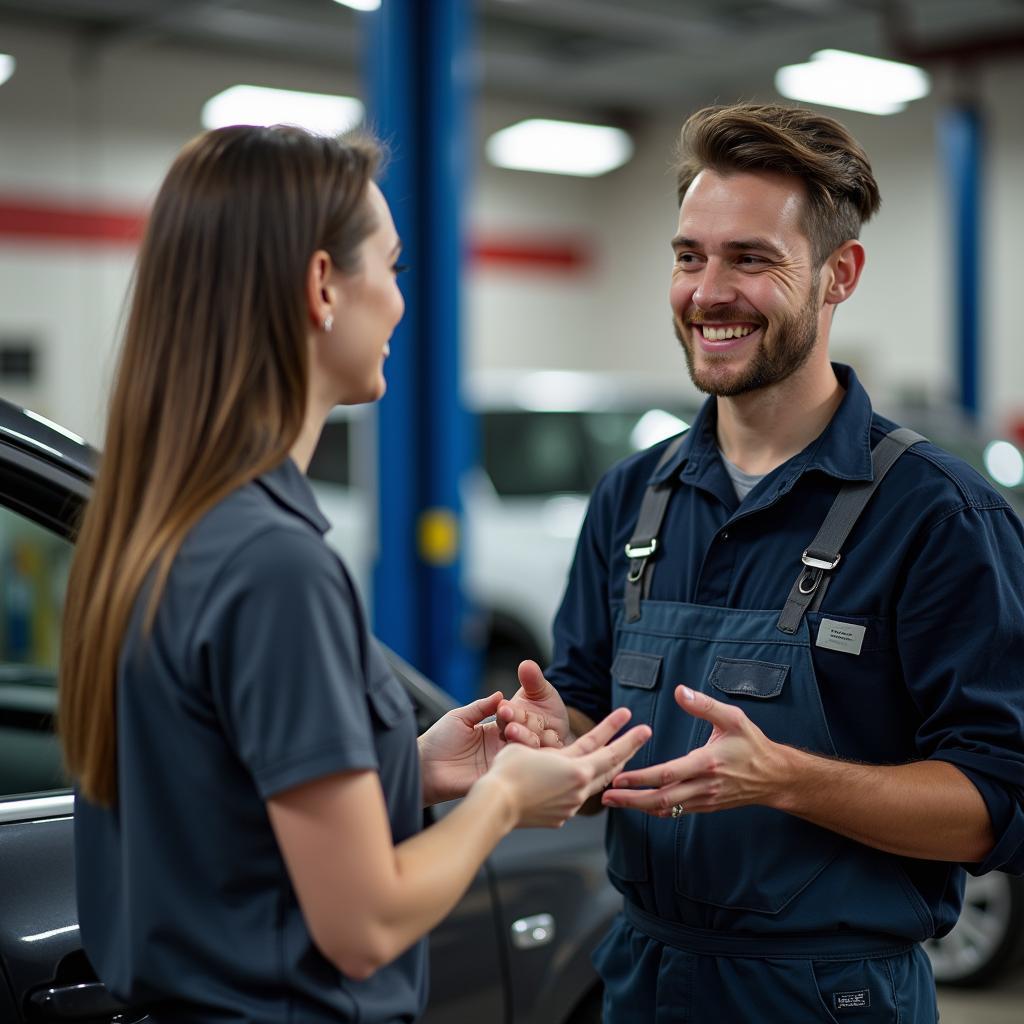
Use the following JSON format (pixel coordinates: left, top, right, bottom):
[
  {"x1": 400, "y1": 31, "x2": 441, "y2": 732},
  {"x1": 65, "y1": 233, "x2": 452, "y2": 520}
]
[{"x1": 417, "y1": 507, "x2": 459, "y2": 566}]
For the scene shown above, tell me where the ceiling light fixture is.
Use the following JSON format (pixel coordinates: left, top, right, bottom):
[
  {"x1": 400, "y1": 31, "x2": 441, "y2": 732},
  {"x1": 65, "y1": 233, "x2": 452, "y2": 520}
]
[
  {"x1": 486, "y1": 119, "x2": 634, "y2": 177},
  {"x1": 201, "y1": 85, "x2": 364, "y2": 135},
  {"x1": 332, "y1": 0, "x2": 381, "y2": 10},
  {"x1": 0, "y1": 53, "x2": 15, "y2": 88},
  {"x1": 775, "y1": 49, "x2": 930, "y2": 116}
]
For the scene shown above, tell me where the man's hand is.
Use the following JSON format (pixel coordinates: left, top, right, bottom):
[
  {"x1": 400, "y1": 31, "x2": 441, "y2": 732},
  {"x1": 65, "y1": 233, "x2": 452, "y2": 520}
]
[
  {"x1": 495, "y1": 660, "x2": 574, "y2": 749},
  {"x1": 418, "y1": 692, "x2": 512, "y2": 806},
  {"x1": 600, "y1": 685, "x2": 995, "y2": 862},
  {"x1": 601, "y1": 685, "x2": 788, "y2": 817}
]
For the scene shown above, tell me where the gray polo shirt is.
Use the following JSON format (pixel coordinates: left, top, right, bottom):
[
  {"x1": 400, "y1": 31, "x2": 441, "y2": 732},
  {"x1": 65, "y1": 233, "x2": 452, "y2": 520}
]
[{"x1": 75, "y1": 458, "x2": 426, "y2": 1024}]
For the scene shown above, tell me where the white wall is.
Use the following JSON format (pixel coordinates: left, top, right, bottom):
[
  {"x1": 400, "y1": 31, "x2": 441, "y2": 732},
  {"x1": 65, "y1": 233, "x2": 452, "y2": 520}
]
[
  {"x1": 0, "y1": 20, "x2": 1021, "y2": 443},
  {"x1": 0, "y1": 22, "x2": 364, "y2": 441},
  {"x1": 474, "y1": 71, "x2": 1024, "y2": 425}
]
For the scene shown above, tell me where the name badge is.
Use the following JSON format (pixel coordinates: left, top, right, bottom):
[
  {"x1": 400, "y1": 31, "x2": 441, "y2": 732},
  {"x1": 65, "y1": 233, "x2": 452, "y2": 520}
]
[
  {"x1": 816, "y1": 618, "x2": 866, "y2": 656},
  {"x1": 833, "y1": 989, "x2": 871, "y2": 1011}
]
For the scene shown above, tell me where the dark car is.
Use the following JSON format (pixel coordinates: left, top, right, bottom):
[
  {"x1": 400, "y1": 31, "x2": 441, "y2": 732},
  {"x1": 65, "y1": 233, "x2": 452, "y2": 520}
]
[{"x1": 0, "y1": 398, "x2": 612, "y2": 1024}]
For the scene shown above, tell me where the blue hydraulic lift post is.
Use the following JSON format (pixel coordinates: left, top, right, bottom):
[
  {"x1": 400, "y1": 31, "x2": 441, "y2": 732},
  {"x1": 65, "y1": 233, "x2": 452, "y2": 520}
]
[
  {"x1": 421, "y1": 0, "x2": 479, "y2": 704},
  {"x1": 364, "y1": 0, "x2": 420, "y2": 665},
  {"x1": 364, "y1": 0, "x2": 478, "y2": 701},
  {"x1": 939, "y1": 104, "x2": 983, "y2": 419}
]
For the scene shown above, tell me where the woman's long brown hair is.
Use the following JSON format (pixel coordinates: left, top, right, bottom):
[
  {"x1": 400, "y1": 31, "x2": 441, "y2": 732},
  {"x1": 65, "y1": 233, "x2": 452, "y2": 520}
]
[{"x1": 59, "y1": 125, "x2": 379, "y2": 806}]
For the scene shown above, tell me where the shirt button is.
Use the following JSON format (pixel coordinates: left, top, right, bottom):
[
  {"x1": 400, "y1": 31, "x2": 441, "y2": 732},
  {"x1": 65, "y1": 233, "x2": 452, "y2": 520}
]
[{"x1": 721, "y1": 530, "x2": 730, "y2": 540}]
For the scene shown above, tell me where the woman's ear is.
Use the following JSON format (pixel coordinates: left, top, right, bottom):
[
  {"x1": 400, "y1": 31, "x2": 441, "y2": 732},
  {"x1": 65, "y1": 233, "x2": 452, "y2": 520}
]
[
  {"x1": 306, "y1": 250, "x2": 337, "y2": 331},
  {"x1": 822, "y1": 240, "x2": 866, "y2": 306}
]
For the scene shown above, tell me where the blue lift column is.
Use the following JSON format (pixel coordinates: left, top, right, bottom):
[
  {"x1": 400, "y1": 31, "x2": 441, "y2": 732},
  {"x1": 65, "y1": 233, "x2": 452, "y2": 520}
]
[
  {"x1": 939, "y1": 104, "x2": 983, "y2": 419},
  {"x1": 364, "y1": 0, "x2": 478, "y2": 702}
]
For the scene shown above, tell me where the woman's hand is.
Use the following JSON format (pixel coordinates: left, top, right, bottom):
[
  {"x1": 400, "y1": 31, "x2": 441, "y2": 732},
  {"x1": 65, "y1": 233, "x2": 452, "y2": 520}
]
[
  {"x1": 483, "y1": 707, "x2": 651, "y2": 829},
  {"x1": 419, "y1": 668, "x2": 577, "y2": 805},
  {"x1": 418, "y1": 692, "x2": 512, "y2": 806}
]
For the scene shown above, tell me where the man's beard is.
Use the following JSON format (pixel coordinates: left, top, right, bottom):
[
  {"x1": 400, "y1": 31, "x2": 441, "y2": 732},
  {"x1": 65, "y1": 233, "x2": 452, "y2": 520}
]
[{"x1": 674, "y1": 283, "x2": 820, "y2": 398}]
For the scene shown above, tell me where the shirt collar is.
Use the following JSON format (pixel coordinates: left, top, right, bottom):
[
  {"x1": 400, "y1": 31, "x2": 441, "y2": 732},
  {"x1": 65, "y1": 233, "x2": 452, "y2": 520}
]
[
  {"x1": 648, "y1": 363, "x2": 874, "y2": 487},
  {"x1": 254, "y1": 456, "x2": 332, "y2": 535}
]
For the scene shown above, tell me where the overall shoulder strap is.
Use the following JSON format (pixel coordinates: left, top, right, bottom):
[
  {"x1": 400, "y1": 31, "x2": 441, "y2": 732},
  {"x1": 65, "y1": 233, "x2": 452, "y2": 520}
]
[
  {"x1": 776, "y1": 427, "x2": 926, "y2": 635},
  {"x1": 623, "y1": 432, "x2": 688, "y2": 623}
]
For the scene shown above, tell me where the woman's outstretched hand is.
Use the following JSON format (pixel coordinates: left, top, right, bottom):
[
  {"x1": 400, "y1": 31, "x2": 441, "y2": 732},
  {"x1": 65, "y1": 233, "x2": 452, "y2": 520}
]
[
  {"x1": 419, "y1": 661, "x2": 587, "y2": 806},
  {"x1": 418, "y1": 691, "x2": 512, "y2": 806},
  {"x1": 483, "y1": 707, "x2": 651, "y2": 829}
]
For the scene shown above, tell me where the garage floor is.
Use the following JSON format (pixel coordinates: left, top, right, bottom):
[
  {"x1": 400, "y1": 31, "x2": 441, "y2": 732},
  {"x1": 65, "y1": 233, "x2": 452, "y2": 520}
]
[{"x1": 937, "y1": 972, "x2": 1024, "y2": 1023}]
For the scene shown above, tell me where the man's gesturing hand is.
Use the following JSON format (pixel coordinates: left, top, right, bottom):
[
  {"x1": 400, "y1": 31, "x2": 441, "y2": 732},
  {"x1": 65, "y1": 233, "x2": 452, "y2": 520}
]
[
  {"x1": 495, "y1": 660, "x2": 573, "y2": 749},
  {"x1": 601, "y1": 685, "x2": 789, "y2": 817}
]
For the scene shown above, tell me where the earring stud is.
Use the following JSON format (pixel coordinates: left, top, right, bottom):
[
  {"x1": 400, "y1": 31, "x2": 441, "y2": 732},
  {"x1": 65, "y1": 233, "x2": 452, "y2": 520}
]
[{"x1": 322, "y1": 314, "x2": 334, "y2": 332}]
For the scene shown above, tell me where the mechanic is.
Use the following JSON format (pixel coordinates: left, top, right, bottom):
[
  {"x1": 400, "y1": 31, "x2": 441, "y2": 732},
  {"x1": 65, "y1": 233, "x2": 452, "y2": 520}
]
[{"x1": 498, "y1": 102, "x2": 1024, "y2": 1022}]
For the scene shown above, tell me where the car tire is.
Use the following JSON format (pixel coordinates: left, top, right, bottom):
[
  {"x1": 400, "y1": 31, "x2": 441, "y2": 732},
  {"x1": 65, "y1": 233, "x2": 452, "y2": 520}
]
[{"x1": 926, "y1": 871, "x2": 1024, "y2": 987}]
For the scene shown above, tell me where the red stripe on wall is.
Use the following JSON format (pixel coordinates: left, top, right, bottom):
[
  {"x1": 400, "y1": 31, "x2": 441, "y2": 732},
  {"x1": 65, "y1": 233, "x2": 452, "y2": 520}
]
[
  {"x1": 471, "y1": 240, "x2": 589, "y2": 270},
  {"x1": 0, "y1": 198, "x2": 591, "y2": 271},
  {"x1": 0, "y1": 199, "x2": 146, "y2": 243}
]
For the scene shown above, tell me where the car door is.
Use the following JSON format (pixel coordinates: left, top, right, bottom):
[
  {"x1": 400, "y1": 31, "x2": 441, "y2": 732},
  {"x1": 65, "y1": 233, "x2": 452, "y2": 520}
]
[{"x1": 0, "y1": 426, "x2": 131, "y2": 1022}]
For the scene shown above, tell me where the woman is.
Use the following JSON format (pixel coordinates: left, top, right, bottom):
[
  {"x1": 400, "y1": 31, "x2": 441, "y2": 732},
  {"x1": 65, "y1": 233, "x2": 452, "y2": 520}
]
[{"x1": 59, "y1": 125, "x2": 648, "y2": 1024}]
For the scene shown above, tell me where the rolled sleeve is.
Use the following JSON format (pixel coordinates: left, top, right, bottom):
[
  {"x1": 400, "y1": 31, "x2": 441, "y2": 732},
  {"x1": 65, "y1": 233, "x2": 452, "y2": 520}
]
[
  {"x1": 898, "y1": 503, "x2": 1024, "y2": 874},
  {"x1": 193, "y1": 528, "x2": 378, "y2": 799}
]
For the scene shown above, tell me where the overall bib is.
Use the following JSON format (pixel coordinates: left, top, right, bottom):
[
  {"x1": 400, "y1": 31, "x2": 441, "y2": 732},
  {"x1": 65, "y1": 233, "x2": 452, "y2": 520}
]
[{"x1": 594, "y1": 430, "x2": 940, "y2": 1024}]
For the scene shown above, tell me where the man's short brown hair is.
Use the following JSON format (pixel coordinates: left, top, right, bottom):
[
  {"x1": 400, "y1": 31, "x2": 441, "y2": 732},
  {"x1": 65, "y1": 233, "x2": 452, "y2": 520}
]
[{"x1": 674, "y1": 103, "x2": 881, "y2": 266}]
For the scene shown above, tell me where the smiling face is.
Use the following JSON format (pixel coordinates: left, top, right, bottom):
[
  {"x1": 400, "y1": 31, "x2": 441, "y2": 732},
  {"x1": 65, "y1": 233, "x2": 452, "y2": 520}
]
[
  {"x1": 670, "y1": 168, "x2": 826, "y2": 398},
  {"x1": 325, "y1": 182, "x2": 405, "y2": 405}
]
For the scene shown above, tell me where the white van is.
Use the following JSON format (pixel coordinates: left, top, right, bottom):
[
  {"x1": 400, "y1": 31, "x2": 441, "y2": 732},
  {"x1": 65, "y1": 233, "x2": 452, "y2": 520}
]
[{"x1": 305, "y1": 371, "x2": 696, "y2": 693}]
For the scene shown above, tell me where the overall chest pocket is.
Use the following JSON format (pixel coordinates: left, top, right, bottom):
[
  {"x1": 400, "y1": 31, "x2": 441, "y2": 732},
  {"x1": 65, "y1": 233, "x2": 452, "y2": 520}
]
[
  {"x1": 710, "y1": 657, "x2": 788, "y2": 697},
  {"x1": 606, "y1": 649, "x2": 663, "y2": 883},
  {"x1": 675, "y1": 653, "x2": 843, "y2": 915},
  {"x1": 690, "y1": 654, "x2": 833, "y2": 755},
  {"x1": 611, "y1": 650, "x2": 661, "y2": 758}
]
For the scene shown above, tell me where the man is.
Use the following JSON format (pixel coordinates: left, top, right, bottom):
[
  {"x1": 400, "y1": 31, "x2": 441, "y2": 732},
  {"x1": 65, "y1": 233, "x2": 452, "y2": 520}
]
[{"x1": 499, "y1": 103, "x2": 1024, "y2": 1021}]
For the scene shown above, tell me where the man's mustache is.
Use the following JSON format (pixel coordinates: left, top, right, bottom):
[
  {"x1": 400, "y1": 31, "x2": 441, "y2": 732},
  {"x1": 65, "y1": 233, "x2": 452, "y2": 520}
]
[{"x1": 684, "y1": 308, "x2": 768, "y2": 327}]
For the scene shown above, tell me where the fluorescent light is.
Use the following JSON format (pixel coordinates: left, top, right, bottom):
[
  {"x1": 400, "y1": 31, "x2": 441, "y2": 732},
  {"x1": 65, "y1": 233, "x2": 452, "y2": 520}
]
[
  {"x1": 630, "y1": 410, "x2": 689, "y2": 451},
  {"x1": 0, "y1": 53, "x2": 15, "y2": 88},
  {"x1": 201, "y1": 85, "x2": 364, "y2": 135},
  {"x1": 775, "y1": 49, "x2": 930, "y2": 116},
  {"x1": 984, "y1": 440, "x2": 1024, "y2": 488},
  {"x1": 486, "y1": 119, "x2": 633, "y2": 177},
  {"x1": 332, "y1": 0, "x2": 381, "y2": 9}
]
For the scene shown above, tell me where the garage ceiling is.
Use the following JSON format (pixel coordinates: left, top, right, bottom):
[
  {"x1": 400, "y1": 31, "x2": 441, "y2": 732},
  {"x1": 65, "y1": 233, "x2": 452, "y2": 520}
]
[{"x1": 0, "y1": 0, "x2": 1022, "y2": 117}]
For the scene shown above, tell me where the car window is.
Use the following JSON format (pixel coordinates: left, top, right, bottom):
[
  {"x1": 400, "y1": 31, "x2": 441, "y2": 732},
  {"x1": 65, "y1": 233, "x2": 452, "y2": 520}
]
[
  {"x1": 0, "y1": 502, "x2": 71, "y2": 798},
  {"x1": 482, "y1": 408, "x2": 693, "y2": 497},
  {"x1": 307, "y1": 419, "x2": 351, "y2": 487},
  {"x1": 482, "y1": 412, "x2": 591, "y2": 496}
]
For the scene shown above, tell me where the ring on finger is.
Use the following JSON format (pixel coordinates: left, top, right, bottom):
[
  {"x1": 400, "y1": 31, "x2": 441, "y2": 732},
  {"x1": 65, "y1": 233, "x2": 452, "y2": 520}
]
[{"x1": 670, "y1": 803, "x2": 685, "y2": 818}]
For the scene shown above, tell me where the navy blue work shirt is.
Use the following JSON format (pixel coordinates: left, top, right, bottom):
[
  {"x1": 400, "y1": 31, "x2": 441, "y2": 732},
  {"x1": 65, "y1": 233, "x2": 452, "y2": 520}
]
[
  {"x1": 75, "y1": 458, "x2": 425, "y2": 1024},
  {"x1": 550, "y1": 364, "x2": 1024, "y2": 936}
]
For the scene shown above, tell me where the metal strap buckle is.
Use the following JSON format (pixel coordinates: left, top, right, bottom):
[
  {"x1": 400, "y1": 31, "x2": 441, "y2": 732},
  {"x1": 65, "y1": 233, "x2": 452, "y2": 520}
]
[
  {"x1": 801, "y1": 550, "x2": 840, "y2": 571},
  {"x1": 625, "y1": 538, "x2": 658, "y2": 560}
]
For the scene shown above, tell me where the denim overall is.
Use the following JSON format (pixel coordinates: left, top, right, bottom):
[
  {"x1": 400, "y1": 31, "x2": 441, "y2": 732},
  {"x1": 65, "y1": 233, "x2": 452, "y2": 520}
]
[{"x1": 594, "y1": 430, "x2": 940, "y2": 1023}]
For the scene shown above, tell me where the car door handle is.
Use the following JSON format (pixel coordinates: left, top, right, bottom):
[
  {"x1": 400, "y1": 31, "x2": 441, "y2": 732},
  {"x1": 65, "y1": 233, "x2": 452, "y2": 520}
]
[
  {"x1": 510, "y1": 912, "x2": 556, "y2": 949},
  {"x1": 27, "y1": 980, "x2": 140, "y2": 1021}
]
